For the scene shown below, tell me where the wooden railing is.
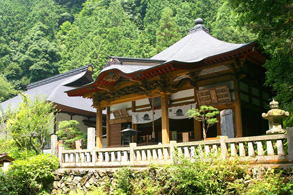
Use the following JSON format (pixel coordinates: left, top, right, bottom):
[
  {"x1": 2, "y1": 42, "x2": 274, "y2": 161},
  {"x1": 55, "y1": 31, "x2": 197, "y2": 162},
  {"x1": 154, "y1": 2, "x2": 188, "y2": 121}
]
[{"x1": 59, "y1": 131, "x2": 293, "y2": 168}]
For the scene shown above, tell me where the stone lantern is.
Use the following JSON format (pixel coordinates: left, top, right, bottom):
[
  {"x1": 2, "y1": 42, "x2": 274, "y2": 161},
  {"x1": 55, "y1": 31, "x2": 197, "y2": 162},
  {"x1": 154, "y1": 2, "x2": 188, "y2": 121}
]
[{"x1": 262, "y1": 99, "x2": 290, "y2": 134}]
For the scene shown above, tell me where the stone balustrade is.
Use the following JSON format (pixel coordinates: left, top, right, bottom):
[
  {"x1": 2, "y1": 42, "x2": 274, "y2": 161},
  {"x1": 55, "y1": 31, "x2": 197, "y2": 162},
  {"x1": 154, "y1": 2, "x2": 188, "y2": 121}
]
[{"x1": 59, "y1": 129, "x2": 293, "y2": 168}]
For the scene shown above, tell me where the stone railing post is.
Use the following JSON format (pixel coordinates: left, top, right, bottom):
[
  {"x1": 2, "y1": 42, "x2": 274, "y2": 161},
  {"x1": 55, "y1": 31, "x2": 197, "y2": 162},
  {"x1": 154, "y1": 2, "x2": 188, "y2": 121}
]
[
  {"x1": 130, "y1": 143, "x2": 137, "y2": 164},
  {"x1": 220, "y1": 136, "x2": 228, "y2": 159},
  {"x1": 51, "y1": 134, "x2": 58, "y2": 157},
  {"x1": 3, "y1": 162, "x2": 11, "y2": 172},
  {"x1": 170, "y1": 140, "x2": 177, "y2": 160},
  {"x1": 87, "y1": 127, "x2": 95, "y2": 150},
  {"x1": 287, "y1": 127, "x2": 293, "y2": 161},
  {"x1": 75, "y1": 140, "x2": 81, "y2": 150},
  {"x1": 58, "y1": 145, "x2": 65, "y2": 164}
]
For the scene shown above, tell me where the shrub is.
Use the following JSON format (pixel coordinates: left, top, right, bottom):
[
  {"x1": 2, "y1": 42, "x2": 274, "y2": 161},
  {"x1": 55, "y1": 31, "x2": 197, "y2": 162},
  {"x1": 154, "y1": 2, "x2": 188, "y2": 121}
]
[
  {"x1": 165, "y1": 151, "x2": 246, "y2": 195},
  {"x1": 112, "y1": 168, "x2": 133, "y2": 195},
  {"x1": 228, "y1": 168, "x2": 293, "y2": 194},
  {"x1": 0, "y1": 169, "x2": 18, "y2": 195},
  {"x1": 67, "y1": 186, "x2": 108, "y2": 195},
  {"x1": 0, "y1": 137, "x2": 36, "y2": 160},
  {"x1": 131, "y1": 168, "x2": 162, "y2": 195},
  {"x1": 57, "y1": 120, "x2": 87, "y2": 149},
  {"x1": 109, "y1": 152, "x2": 292, "y2": 195},
  {"x1": 0, "y1": 154, "x2": 59, "y2": 195}
]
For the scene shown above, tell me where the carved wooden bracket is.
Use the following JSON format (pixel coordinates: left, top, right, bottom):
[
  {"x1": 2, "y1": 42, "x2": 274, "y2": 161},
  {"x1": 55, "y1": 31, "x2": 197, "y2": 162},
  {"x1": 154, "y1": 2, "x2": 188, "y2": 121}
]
[{"x1": 103, "y1": 73, "x2": 120, "y2": 82}]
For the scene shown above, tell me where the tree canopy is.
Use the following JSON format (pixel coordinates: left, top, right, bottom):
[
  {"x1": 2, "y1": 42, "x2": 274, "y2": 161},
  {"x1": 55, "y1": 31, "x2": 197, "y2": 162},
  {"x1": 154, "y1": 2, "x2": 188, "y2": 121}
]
[
  {"x1": 227, "y1": 0, "x2": 292, "y2": 126},
  {"x1": 56, "y1": 120, "x2": 86, "y2": 149},
  {"x1": 3, "y1": 93, "x2": 58, "y2": 154},
  {"x1": 187, "y1": 105, "x2": 219, "y2": 140},
  {"x1": 0, "y1": 0, "x2": 291, "y2": 126}
]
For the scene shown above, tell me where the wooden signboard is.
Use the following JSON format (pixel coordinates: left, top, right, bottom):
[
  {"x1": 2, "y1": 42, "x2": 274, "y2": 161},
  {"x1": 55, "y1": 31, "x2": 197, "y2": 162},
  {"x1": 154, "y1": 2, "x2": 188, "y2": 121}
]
[
  {"x1": 113, "y1": 109, "x2": 128, "y2": 118},
  {"x1": 197, "y1": 85, "x2": 231, "y2": 106}
]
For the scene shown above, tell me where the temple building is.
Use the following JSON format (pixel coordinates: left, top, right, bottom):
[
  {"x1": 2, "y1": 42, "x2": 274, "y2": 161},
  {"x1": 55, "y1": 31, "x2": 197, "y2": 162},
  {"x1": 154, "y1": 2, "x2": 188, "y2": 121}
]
[{"x1": 66, "y1": 18, "x2": 270, "y2": 148}]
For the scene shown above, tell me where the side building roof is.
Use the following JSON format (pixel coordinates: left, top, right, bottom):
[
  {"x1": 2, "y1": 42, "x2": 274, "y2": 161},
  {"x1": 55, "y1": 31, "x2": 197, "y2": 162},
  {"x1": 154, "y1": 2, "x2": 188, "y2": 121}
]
[{"x1": 1, "y1": 65, "x2": 97, "y2": 116}]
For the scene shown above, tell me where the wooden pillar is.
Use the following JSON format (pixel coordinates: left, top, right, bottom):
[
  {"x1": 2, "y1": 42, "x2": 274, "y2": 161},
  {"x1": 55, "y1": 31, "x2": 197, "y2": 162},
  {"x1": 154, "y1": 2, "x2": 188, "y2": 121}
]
[
  {"x1": 193, "y1": 87, "x2": 202, "y2": 140},
  {"x1": 106, "y1": 106, "x2": 111, "y2": 147},
  {"x1": 132, "y1": 101, "x2": 137, "y2": 142},
  {"x1": 161, "y1": 93, "x2": 170, "y2": 144},
  {"x1": 96, "y1": 104, "x2": 103, "y2": 148},
  {"x1": 234, "y1": 79, "x2": 243, "y2": 137}
]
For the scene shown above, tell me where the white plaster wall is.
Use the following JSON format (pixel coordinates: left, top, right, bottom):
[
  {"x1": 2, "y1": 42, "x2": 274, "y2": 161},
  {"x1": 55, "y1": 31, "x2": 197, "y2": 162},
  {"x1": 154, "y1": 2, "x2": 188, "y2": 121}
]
[
  {"x1": 111, "y1": 102, "x2": 132, "y2": 111},
  {"x1": 135, "y1": 98, "x2": 151, "y2": 111},
  {"x1": 72, "y1": 115, "x2": 89, "y2": 133},
  {"x1": 56, "y1": 113, "x2": 71, "y2": 131},
  {"x1": 136, "y1": 98, "x2": 150, "y2": 106},
  {"x1": 170, "y1": 88, "x2": 194, "y2": 100}
]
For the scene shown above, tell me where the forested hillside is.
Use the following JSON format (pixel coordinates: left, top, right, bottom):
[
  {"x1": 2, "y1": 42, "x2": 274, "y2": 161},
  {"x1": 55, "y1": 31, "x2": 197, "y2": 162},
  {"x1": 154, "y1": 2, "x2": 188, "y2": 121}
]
[{"x1": 0, "y1": 0, "x2": 291, "y2": 123}]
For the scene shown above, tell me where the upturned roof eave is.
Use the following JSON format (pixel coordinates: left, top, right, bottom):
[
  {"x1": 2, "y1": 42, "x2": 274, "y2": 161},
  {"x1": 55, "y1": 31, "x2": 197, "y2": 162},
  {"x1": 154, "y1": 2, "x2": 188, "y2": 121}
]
[
  {"x1": 108, "y1": 56, "x2": 166, "y2": 63},
  {"x1": 1, "y1": 64, "x2": 95, "y2": 113},
  {"x1": 27, "y1": 64, "x2": 93, "y2": 90}
]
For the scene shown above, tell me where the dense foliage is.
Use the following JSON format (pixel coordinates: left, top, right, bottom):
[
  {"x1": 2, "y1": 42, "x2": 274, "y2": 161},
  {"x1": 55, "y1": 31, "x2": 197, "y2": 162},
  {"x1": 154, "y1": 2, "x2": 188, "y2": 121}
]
[
  {"x1": 0, "y1": 137, "x2": 36, "y2": 160},
  {"x1": 0, "y1": 154, "x2": 59, "y2": 195},
  {"x1": 0, "y1": 0, "x2": 291, "y2": 124},
  {"x1": 0, "y1": 75, "x2": 17, "y2": 102},
  {"x1": 0, "y1": 0, "x2": 64, "y2": 90},
  {"x1": 227, "y1": 0, "x2": 293, "y2": 126}
]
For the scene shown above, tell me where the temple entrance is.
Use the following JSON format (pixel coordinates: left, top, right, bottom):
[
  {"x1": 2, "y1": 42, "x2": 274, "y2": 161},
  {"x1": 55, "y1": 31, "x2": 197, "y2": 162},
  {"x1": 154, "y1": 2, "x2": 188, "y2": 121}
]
[
  {"x1": 136, "y1": 118, "x2": 195, "y2": 144},
  {"x1": 170, "y1": 118, "x2": 194, "y2": 142},
  {"x1": 137, "y1": 119, "x2": 161, "y2": 145}
]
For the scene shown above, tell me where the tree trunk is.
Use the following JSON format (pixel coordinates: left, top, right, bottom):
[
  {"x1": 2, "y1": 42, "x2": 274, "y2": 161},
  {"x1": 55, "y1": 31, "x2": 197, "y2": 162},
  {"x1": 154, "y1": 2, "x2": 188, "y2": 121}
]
[
  {"x1": 202, "y1": 122, "x2": 207, "y2": 140},
  {"x1": 29, "y1": 137, "x2": 39, "y2": 155}
]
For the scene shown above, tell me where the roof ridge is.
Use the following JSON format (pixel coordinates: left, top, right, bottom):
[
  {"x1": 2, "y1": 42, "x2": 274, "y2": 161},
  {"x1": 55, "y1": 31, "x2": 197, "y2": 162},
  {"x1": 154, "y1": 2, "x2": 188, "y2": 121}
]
[
  {"x1": 27, "y1": 64, "x2": 92, "y2": 90},
  {"x1": 109, "y1": 56, "x2": 165, "y2": 62}
]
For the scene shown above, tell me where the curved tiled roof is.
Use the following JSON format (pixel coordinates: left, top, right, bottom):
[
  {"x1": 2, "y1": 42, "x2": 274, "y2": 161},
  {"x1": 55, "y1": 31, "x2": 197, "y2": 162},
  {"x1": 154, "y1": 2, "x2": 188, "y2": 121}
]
[
  {"x1": 1, "y1": 65, "x2": 97, "y2": 113},
  {"x1": 151, "y1": 30, "x2": 251, "y2": 62},
  {"x1": 66, "y1": 19, "x2": 258, "y2": 97},
  {"x1": 100, "y1": 65, "x2": 153, "y2": 75}
]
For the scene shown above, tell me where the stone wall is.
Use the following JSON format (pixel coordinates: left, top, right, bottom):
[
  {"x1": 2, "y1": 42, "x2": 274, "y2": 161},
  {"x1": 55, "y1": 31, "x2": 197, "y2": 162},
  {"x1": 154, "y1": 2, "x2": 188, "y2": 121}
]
[
  {"x1": 52, "y1": 166, "x2": 293, "y2": 194},
  {"x1": 52, "y1": 169, "x2": 115, "y2": 194}
]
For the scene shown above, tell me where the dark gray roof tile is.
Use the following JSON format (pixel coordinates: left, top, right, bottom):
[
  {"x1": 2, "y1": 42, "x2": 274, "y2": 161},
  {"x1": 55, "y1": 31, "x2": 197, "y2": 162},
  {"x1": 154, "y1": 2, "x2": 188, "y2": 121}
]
[
  {"x1": 151, "y1": 30, "x2": 249, "y2": 62},
  {"x1": 1, "y1": 66, "x2": 97, "y2": 114}
]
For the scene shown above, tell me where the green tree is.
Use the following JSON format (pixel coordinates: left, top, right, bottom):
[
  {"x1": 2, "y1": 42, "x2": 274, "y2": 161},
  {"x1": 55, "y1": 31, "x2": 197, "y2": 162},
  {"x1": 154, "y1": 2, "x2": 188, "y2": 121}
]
[
  {"x1": 58, "y1": 0, "x2": 154, "y2": 76},
  {"x1": 4, "y1": 93, "x2": 58, "y2": 154},
  {"x1": 57, "y1": 120, "x2": 86, "y2": 149},
  {"x1": 0, "y1": 75, "x2": 17, "y2": 103},
  {"x1": 156, "y1": 7, "x2": 181, "y2": 52},
  {"x1": 187, "y1": 105, "x2": 219, "y2": 140},
  {"x1": 17, "y1": 23, "x2": 61, "y2": 83},
  {"x1": 0, "y1": 0, "x2": 64, "y2": 87},
  {"x1": 210, "y1": 1, "x2": 256, "y2": 43},
  {"x1": 227, "y1": 0, "x2": 293, "y2": 126}
]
